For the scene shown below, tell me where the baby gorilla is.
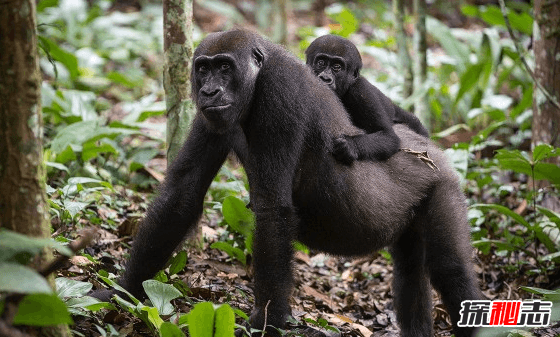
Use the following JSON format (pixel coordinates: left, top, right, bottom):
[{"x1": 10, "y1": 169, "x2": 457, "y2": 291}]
[{"x1": 306, "y1": 35, "x2": 429, "y2": 165}]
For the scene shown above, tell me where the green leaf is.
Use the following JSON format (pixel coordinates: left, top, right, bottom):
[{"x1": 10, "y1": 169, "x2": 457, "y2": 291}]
[
  {"x1": 98, "y1": 275, "x2": 140, "y2": 305},
  {"x1": 520, "y1": 287, "x2": 560, "y2": 301},
  {"x1": 537, "y1": 206, "x2": 560, "y2": 227},
  {"x1": 82, "y1": 140, "x2": 117, "y2": 161},
  {"x1": 214, "y1": 304, "x2": 235, "y2": 337},
  {"x1": 0, "y1": 263, "x2": 52, "y2": 293},
  {"x1": 233, "y1": 308, "x2": 249, "y2": 321},
  {"x1": 455, "y1": 63, "x2": 484, "y2": 104},
  {"x1": 143, "y1": 280, "x2": 182, "y2": 316},
  {"x1": 55, "y1": 145, "x2": 77, "y2": 164},
  {"x1": 187, "y1": 302, "x2": 215, "y2": 337},
  {"x1": 426, "y1": 17, "x2": 470, "y2": 72},
  {"x1": 63, "y1": 200, "x2": 90, "y2": 218},
  {"x1": 0, "y1": 229, "x2": 72, "y2": 262},
  {"x1": 533, "y1": 144, "x2": 560, "y2": 163},
  {"x1": 142, "y1": 305, "x2": 164, "y2": 329},
  {"x1": 50, "y1": 121, "x2": 138, "y2": 154},
  {"x1": 64, "y1": 296, "x2": 104, "y2": 314},
  {"x1": 210, "y1": 242, "x2": 247, "y2": 265},
  {"x1": 431, "y1": 124, "x2": 470, "y2": 139},
  {"x1": 55, "y1": 278, "x2": 92, "y2": 298},
  {"x1": 38, "y1": 36, "x2": 79, "y2": 80},
  {"x1": 85, "y1": 301, "x2": 117, "y2": 312},
  {"x1": 46, "y1": 162, "x2": 69, "y2": 172},
  {"x1": 444, "y1": 148, "x2": 469, "y2": 179},
  {"x1": 222, "y1": 196, "x2": 254, "y2": 238},
  {"x1": 495, "y1": 149, "x2": 531, "y2": 172},
  {"x1": 37, "y1": 0, "x2": 59, "y2": 12},
  {"x1": 325, "y1": 5, "x2": 358, "y2": 37},
  {"x1": 470, "y1": 204, "x2": 530, "y2": 228},
  {"x1": 13, "y1": 294, "x2": 73, "y2": 326},
  {"x1": 168, "y1": 251, "x2": 188, "y2": 276},
  {"x1": 533, "y1": 163, "x2": 560, "y2": 185},
  {"x1": 160, "y1": 322, "x2": 186, "y2": 337},
  {"x1": 107, "y1": 71, "x2": 143, "y2": 89}
]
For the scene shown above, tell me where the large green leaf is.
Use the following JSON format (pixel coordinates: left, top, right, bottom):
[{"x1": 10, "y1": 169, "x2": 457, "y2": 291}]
[
  {"x1": 0, "y1": 229, "x2": 72, "y2": 262},
  {"x1": 187, "y1": 302, "x2": 215, "y2": 337},
  {"x1": 0, "y1": 263, "x2": 52, "y2": 294},
  {"x1": 143, "y1": 280, "x2": 182, "y2": 316},
  {"x1": 12, "y1": 294, "x2": 73, "y2": 326},
  {"x1": 214, "y1": 304, "x2": 235, "y2": 337},
  {"x1": 160, "y1": 322, "x2": 186, "y2": 337},
  {"x1": 55, "y1": 277, "x2": 92, "y2": 298}
]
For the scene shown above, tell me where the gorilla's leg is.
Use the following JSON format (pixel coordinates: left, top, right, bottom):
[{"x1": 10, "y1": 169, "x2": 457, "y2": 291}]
[
  {"x1": 424, "y1": 182, "x2": 481, "y2": 337},
  {"x1": 390, "y1": 228, "x2": 433, "y2": 337}
]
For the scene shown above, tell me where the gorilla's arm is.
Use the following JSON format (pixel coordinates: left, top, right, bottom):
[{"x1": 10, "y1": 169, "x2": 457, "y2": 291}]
[
  {"x1": 333, "y1": 77, "x2": 401, "y2": 164},
  {"x1": 118, "y1": 116, "x2": 231, "y2": 298},
  {"x1": 393, "y1": 105, "x2": 429, "y2": 137}
]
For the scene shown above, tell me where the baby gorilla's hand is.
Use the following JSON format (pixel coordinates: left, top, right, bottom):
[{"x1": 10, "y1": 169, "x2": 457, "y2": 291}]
[{"x1": 332, "y1": 135, "x2": 358, "y2": 165}]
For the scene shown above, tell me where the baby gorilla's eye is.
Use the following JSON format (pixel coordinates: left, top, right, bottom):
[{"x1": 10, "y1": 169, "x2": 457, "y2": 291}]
[
  {"x1": 332, "y1": 63, "x2": 342, "y2": 72},
  {"x1": 198, "y1": 65, "x2": 209, "y2": 73},
  {"x1": 316, "y1": 60, "x2": 325, "y2": 67},
  {"x1": 220, "y1": 62, "x2": 230, "y2": 70}
]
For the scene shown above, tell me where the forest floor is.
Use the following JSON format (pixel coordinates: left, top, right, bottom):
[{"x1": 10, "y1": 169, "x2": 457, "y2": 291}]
[{"x1": 57, "y1": 180, "x2": 560, "y2": 337}]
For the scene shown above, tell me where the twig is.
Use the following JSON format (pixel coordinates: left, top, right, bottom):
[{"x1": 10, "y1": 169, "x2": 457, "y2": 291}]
[
  {"x1": 39, "y1": 228, "x2": 97, "y2": 277},
  {"x1": 497, "y1": 0, "x2": 560, "y2": 113},
  {"x1": 400, "y1": 148, "x2": 440, "y2": 171},
  {"x1": 261, "y1": 300, "x2": 271, "y2": 337}
]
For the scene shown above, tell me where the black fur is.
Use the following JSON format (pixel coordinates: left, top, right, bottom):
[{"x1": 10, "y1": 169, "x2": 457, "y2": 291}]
[
  {"x1": 305, "y1": 35, "x2": 430, "y2": 165},
  {"x1": 92, "y1": 30, "x2": 479, "y2": 337}
]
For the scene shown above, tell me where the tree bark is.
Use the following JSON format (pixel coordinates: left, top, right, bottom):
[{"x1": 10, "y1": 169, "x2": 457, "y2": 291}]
[
  {"x1": 393, "y1": 0, "x2": 414, "y2": 99},
  {"x1": 163, "y1": 0, "x2": 196, "y2": 163},
  {"x1": 413, "y1": 0, "x2": 430, "y2": 133},
  {"x1": 0, "y1": 1, "x2": 70, "y2": 336},
  {"x1": 533, "y1": 0, "x2": 560, "y2": 210}
]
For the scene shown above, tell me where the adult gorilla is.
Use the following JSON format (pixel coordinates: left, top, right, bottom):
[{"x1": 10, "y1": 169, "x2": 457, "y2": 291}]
[
  {"x1": 306, "y1": 35, "x2": 429, "y2": 165},
  {"x1": 93, "y1": 30, "x2": 480, "y2": 337}
]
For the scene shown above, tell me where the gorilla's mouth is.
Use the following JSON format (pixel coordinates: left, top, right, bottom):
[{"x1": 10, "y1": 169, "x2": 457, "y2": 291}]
[{"x1": 202, "y1": 104, "x2": 231, "y2": 113}]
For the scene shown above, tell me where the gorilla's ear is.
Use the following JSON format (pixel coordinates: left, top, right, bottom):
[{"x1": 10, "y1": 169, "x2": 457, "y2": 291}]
[
  {"x1": 353, "y1": 69, "x2": 359, "y2": 79},
  {"x1": 253, "y1": 47, "x2": 264, "y2": 68}
]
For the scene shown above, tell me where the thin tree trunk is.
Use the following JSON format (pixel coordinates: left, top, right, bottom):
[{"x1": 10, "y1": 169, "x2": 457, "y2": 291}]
[
  {"x1": 533, "y1": 0, "x2": 560, "y2": 211},
  {"x1": 393, "y1": 0, "x2": 414, "y2": 99},
  {"x1": 413, "y1": 0, "x2": 430, "y2": 132},
  {"x1": 0, "y1": 1, "x2": 69, "y2": 336},
  {"x1": 164, "y1": 0, "x2": 196, "y2": 163},
  {"x1": 275, "y1": 0, "x2": 289, "y2": 45}
]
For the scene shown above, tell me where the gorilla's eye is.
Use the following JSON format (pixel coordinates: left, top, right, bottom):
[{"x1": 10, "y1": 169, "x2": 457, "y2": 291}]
[
  {"x1": 316, "y1": 60, "x2": 325, "y2": 67},
  {"x1": 332, "y1": 63, "x2": 342, "y2": 72},
  {"x1": 220, "y1": 62, "x2": 230, "y2": 70},
  {"x1": 198, "y1": 65, "x2": 209, "y2": 73}
]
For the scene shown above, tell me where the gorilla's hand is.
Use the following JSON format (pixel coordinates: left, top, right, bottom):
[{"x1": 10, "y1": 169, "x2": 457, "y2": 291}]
[{"x1": 332, "y1": 135, "x2": 358, "y2": 165}]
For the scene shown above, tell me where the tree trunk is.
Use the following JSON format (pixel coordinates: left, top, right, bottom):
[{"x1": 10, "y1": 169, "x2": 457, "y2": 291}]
[
  {"x1": 533, "y1": 0, "x2": 560, "y2": 211},
  {"x1": 393, "y1": 0, "x2": 414, "y2": 99},
  {"x1": 413, "y1": 0, "x2": 430, "y2": 133},
  {"x1": 0, "y1": 1, "x2": 69, "y2": 336},
  {"x1": 163, "y1": 0, "x2": 196, "y2": 163},
  {"x1": 274, "y1": 0, "x2": 289, "y2": 45}
]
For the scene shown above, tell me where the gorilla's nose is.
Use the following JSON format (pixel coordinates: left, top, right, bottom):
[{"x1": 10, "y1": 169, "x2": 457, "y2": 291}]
[{"x1": 319, "y1": 75, "x2": 333, "y2": 84}]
